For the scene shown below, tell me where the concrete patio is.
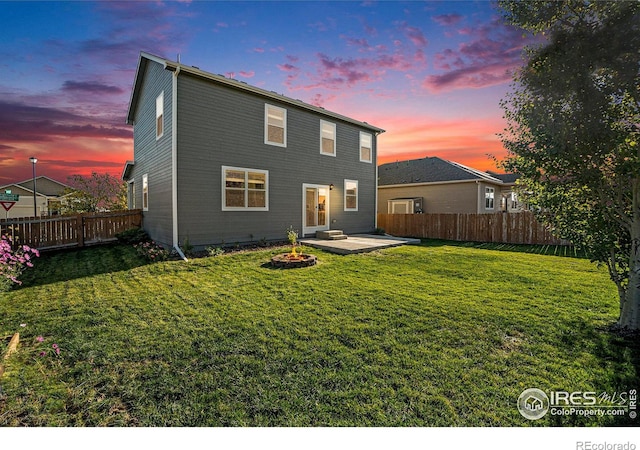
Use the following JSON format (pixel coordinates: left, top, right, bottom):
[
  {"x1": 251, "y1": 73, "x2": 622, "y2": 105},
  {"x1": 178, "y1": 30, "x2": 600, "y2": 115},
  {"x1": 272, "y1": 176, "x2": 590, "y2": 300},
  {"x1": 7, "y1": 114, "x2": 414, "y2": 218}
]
[{"x1": 299, "y1": 234, "x2": 420, "y2": 255}]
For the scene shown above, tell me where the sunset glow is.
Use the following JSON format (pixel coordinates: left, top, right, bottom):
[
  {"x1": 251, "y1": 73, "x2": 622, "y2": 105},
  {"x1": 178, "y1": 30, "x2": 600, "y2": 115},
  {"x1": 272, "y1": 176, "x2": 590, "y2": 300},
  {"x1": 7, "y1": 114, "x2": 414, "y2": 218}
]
[{"x1": 0, "y1": 1, "x2": 536, "y2": 184}]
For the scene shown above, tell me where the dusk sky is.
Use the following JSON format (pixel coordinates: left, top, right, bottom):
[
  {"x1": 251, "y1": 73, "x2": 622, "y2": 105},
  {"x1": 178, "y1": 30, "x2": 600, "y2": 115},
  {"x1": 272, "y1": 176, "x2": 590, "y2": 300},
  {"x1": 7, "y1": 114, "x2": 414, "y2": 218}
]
[{"x1": 0, "y1": 0, "x2": 537, "y2": 185}]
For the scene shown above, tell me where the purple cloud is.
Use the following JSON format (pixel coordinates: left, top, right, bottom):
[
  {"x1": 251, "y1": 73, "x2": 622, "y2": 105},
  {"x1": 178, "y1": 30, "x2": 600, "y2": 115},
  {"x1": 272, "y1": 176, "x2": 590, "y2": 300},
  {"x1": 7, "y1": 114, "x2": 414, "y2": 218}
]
[
  {"x1": 398, "y1": 22, "x2": 428, "y2": 48},
  {"x1": 0, "y1": 100, "x2": 131, "y2": 142},
  {"x1": 43, "y1": 159, "x2": 125, "y2": 169},
  {"x1": 432, "y1": 14, "x2": 464, "y2": 26},
  {"x1": 62, "y1": 81, "x2": 124, "y2": 95},
  {"x1": 423, "y1": 18, "x2": 539, "y2": 93}
]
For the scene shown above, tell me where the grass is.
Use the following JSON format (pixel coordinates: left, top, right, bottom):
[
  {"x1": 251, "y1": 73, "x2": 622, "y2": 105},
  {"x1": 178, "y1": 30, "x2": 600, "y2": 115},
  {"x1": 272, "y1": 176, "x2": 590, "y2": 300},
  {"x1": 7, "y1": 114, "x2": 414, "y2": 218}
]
[{"x1": 0, "y1": 241, "x2": 637, "y2": 426}]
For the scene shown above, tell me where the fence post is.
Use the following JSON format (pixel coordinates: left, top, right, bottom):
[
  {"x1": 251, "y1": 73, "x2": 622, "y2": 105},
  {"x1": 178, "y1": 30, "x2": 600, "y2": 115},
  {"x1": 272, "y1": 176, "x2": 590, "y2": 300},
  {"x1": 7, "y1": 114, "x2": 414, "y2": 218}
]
[{"x1": 76, "y1": 213, "x2": 85, "y2": 247}]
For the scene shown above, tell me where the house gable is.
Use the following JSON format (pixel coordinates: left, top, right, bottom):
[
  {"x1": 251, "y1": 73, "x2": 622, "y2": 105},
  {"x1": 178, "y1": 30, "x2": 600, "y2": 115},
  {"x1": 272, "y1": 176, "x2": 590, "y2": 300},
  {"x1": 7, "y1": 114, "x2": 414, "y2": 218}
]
[
  {"x1": 125, "y1": 51, "x2": 384, "y2": 249},
  {"x1": 15, "y1": 176, "x2": 70, "y2": 197}
]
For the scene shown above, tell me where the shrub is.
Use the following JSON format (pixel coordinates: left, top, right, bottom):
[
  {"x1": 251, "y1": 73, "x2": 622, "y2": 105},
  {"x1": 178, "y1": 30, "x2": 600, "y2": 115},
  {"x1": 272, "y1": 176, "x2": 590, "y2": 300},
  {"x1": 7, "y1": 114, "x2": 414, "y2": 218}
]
[
  {"x1": 115, "y1": 227, "x2": 149, "y2": 245},
  {"x1": 134, "y1": 241, "x2": 169, "y2": 262},
  {"x1": 206, "y1": 246, "x2": 225, "y2": 257},
  {"x1": 0, "y1": 234, "x2": 40, "y2": 291}
]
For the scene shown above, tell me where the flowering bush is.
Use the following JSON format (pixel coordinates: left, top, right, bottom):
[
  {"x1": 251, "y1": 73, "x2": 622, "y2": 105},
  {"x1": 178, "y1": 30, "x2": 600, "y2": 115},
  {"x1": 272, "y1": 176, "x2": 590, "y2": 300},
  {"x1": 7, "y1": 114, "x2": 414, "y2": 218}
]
[
  {"x1": 134, "y1": 241, "x2": 169, "y2": 261},
  {"x1": 0, "y1": 234, "x2": 40, "y2": 291}
]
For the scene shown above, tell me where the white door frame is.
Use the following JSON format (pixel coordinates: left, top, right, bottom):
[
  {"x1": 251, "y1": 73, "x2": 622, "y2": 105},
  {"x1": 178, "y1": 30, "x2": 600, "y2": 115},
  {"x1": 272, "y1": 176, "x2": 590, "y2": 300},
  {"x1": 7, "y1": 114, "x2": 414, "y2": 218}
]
[{"x1": 302, "y1": 183, "x2": 330, "y2": 236}]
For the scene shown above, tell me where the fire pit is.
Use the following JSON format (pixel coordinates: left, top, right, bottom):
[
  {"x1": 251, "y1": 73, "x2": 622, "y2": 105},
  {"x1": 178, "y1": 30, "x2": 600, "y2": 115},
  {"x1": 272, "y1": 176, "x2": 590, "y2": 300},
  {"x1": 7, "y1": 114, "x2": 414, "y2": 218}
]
[{"x1": 270, "y1": 253, "x2": 317, "y2": 268}]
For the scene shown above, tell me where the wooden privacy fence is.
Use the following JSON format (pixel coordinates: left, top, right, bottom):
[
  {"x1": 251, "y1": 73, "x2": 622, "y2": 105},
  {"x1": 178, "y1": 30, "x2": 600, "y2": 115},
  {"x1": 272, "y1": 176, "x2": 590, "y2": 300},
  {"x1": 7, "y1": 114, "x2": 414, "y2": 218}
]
[
  {"x1": 0, "y1": 209, "x2": 143, "y2": 251},
  {"x1": 377, "y1": 211, "x2": 570, "y2": 245}
]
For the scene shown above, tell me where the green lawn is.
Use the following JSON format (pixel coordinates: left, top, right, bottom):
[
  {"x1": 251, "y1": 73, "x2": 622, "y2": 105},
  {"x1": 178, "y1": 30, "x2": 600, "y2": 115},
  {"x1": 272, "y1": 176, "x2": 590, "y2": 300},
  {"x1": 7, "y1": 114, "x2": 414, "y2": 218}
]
[{"x1": 0, "y1": 241, "x2": 637, "y2": 426}]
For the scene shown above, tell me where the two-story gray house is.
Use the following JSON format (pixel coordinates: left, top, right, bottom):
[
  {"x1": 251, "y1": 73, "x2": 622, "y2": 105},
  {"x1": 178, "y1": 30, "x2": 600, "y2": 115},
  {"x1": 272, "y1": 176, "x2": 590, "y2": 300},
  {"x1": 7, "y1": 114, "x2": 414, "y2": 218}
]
[{"x1": 123, "y1": 52, "x2": 384, "y2": 252}]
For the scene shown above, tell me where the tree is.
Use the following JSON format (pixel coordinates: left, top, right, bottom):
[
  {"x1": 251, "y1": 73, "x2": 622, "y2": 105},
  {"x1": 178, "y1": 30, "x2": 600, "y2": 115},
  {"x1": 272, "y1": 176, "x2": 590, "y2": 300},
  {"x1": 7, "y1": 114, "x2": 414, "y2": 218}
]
[
  {"x1": 61, "y1": 172, "x2": 127, "y2": 214},
  {"x1": 498, "y1": 1, "x2": 640, "y2": 330}
]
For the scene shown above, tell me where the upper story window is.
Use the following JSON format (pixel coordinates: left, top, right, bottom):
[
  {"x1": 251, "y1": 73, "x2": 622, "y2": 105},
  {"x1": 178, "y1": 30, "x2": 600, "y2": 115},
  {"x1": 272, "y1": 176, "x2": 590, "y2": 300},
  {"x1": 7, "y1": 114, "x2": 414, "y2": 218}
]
[
  {"x1": 344, "y1": 179, "x2": 358, "y2": 211},
  {"x1": 222, "y1": 166, "x2": 269, "y2": 211},
  {"x1": 320, "y1": 120, "x2": 336, "y2": 156},
  {"x1": 156, "y1": 92, "x2": 164, "y2": 139},
  {"x1": 360, "y1": 132, "x2": 372, "y2": 163},
  {"x1": 265, "y1": 104, "x2": 286, "y2": 147},
  {"x1": 485, "y1": 187, "x2": 495, "y2": 210},
  {"x1": 142, "y1": 174, "x2": 149, "y2": 211}
]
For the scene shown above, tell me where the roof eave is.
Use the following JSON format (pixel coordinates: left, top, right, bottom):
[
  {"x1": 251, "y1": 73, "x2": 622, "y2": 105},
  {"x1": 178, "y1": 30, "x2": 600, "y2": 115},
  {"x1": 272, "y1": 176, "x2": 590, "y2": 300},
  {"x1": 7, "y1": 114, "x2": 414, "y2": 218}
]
[
  {"x1": 378, "y1": 179, "x2": 483, "y2": 188},
  {"x1": 154, "y1": 53, "x2": 384, "y2": 134},
  {"x1": 122, "y1": 161, "x2": 135, "y2": 181}
]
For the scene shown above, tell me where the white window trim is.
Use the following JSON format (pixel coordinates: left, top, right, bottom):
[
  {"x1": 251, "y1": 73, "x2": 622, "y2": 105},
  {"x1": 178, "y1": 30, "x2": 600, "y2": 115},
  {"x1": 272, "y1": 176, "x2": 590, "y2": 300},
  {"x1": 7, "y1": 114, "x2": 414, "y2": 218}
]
[
  {"x1": 359, "y1": 131, "x2": 372, "y2": 163},
  {"x1": 142, "y1": 174, "x2": 149, "y2": 211},
  {"x1": 320, "y1": 120, "x2": 336, "y2": 157},
  {"x1": 221, "y1": 165, "x2": 269, "y2": 211},
  {"x1": 344, "y1": 179, "x2": 358, "y2": 211},
  {"x1": 485, "y1": 187, "x2": 495, "y2": 210},
  {"x1": 127, "y1": 180, "x2": 136, "y2": 210},
  {"x1": 156, "y1": 91, "x2": 164, "y2": 140},
  {"x1": 388, "y1": 199, "x2": 413, "y2": 214},
  {"x1": 264, "y1": 104, "x2": 287, "y2": 147}
]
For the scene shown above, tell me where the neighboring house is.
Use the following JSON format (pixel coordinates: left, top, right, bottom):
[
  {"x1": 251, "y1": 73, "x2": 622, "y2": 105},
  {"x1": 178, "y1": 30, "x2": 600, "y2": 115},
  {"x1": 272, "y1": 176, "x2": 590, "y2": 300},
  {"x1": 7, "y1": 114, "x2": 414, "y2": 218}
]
[
  {"x1": 123, "y1": 52, "x2": 384, "y2": 251},
  {"x1": 0, "y1": 176, "x2": 70, "y2": 219},
  {"x1": 378, "y1": 157, "x2": 520, "y2": 214}
]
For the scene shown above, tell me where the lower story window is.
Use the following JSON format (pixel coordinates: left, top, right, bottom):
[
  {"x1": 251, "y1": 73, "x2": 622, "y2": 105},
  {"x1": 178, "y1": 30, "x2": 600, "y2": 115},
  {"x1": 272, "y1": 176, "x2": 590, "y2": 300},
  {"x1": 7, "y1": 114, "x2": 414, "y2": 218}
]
[
  {"x1": 142, "y1": 174, "x2": 148, "y2": 211},
  {"x1": 485, "y1": 187, "x2": 495, "y2": 210},
  {"x1": 222, "y1": 166, "x2": 268, "y2": 211},
  {"x1": 344, "y1": 179, "x2": 358, "y2": 211}
]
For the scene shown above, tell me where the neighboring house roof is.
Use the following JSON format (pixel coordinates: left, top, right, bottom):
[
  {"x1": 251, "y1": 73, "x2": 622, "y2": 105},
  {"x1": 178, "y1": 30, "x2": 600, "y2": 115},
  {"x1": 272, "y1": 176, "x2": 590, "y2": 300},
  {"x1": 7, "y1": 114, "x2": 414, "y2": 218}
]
[
  {"x1": 127, "y1": 52, "x2": 385, "y2": 135},
  {"x1": 378, "y1": 157, "x2": 510, "y2": 186},
  {"x1": 15, "y1": 176, "x2": 70, "y2": 197},
  {"x1": 1, "y1": 176, "x2": 70, "y2": 198},
  {"x1": 486, "y1": 171, "x2": 520, "y2": 184},
  {"x1": 0, "y1": 183, "x2": 46, "y2": 198}
]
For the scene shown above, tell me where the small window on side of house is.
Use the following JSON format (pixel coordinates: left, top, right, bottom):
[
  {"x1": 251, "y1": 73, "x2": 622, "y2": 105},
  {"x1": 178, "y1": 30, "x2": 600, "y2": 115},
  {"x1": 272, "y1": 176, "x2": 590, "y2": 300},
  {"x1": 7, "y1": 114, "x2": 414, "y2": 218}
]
[
  {"x1": 344, "y1": 179, "x2": 358, "y2": 211},
  {"x1": 485, "y1": 187, "x2": 495, "y2": 210},
  {"x1": 156, "y1": 92, "x2": 164, "y2": 139},
  {"x1": 320, "y1": 120, "x2": 336, "y2": 156},
  {"x1": 142, "y1": 174, "x2": 149, "y2": 211},
  {"x1": 265, "y1": 104, "x2": 286, "y2": 147},
  {"x1": 360, "y1": 132, "x2": 372, "y2": 163},
  {"x1": 128, "y1": 180, "x2": 135, "y2": 210}
]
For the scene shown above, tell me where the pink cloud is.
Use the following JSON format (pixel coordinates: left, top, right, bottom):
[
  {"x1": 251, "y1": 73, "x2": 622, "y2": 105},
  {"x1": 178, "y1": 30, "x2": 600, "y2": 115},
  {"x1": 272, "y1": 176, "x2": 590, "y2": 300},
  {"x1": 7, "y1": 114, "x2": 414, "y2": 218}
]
[
  {"x1": 239, "y1": 71, "x2": 255, "y2": 78},
  {"x1": 423, "y1": 61, "x2": 516, "y2": 92},
  {"x1": 252, "y1": 47, "x2": 265, "y2": 53},
  {"x1": 397, "y1": 21, "x2": 428, "y2": 48},
  {"x1": 422, "y1": 18, "x2": 538, "y2": 93},
  {"x1": 315, "y1": 52, "x2": 415, "y2": 88},
  {"x1": 277, "y1": 63, "x2": 298, "y2": 72},
  {"x1": 0, "y1": 97, "x2": 133, "y2": 183},
  {"x1": 432, "y1": 14, "x2": 464, "y2": 27}
]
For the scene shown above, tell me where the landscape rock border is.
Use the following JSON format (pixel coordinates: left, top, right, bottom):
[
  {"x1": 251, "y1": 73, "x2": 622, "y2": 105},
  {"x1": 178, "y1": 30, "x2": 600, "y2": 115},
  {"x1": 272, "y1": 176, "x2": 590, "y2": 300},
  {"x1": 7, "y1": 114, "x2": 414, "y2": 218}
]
[{"x1": 270, "y1": 253, "x2": 317, "y2": 269}]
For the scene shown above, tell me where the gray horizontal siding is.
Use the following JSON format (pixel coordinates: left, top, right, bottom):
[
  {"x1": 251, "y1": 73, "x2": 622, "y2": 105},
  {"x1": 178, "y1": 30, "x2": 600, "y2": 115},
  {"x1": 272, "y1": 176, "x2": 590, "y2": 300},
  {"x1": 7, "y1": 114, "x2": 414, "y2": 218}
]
[
  {"x1": 176, "y1": 72, "x2": 377, "y2": 246},
  {"x1": 129, "y1": 61, "x2": 174, "y2": 247}
]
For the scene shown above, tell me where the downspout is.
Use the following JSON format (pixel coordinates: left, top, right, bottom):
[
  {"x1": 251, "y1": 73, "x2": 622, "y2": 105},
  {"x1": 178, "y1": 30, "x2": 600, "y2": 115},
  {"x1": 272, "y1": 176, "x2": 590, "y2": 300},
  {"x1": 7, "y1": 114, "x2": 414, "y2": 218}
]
[
  {"x1": 476, "y1": 180, "x2": 481, "y2": 214},
  {"x1": 171, "y1": 65, "x2": 188, "y2": 262},
  {"x1": 375, "y1": 153, "x2": 379, "y2": 230},
  {"x1": 374, "y1": 130, "x2": 383, "y2": 230}
]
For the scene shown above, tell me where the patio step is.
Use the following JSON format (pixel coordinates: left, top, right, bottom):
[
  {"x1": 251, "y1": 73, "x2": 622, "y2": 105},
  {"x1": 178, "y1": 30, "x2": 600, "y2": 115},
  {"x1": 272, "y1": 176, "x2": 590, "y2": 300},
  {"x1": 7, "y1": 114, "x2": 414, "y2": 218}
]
[{"x1": 316, "y1": 230, "x2": 348, "y2": 240}]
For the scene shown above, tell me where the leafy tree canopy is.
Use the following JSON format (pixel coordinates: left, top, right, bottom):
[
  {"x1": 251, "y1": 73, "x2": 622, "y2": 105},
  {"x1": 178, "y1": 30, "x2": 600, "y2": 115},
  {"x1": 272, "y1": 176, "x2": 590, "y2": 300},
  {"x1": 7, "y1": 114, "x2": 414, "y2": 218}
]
[
  {"x1": 498, "y1": 0, "x2": 640, "y2": 329},
  {"x1": 61, "y1": 172, "x2": 127, "y2": 214}
]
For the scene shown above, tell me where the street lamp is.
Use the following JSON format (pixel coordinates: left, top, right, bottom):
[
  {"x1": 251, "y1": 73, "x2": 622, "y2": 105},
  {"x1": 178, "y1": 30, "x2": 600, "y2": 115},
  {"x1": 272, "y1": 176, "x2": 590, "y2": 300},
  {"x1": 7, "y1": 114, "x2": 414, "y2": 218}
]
[{"x1": 29, "y1": 156, "x2": 37, "y2": 218}]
